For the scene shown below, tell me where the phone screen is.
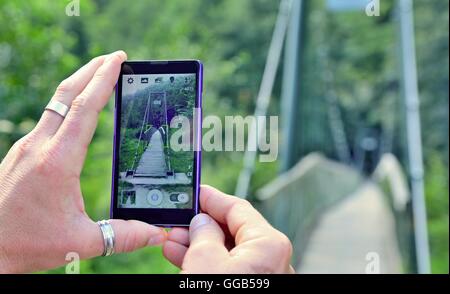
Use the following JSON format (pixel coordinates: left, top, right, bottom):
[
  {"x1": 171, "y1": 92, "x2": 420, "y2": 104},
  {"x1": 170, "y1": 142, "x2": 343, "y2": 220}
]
[{"x1": 117, "y1": 72, "x2": 197, "y2": 210}]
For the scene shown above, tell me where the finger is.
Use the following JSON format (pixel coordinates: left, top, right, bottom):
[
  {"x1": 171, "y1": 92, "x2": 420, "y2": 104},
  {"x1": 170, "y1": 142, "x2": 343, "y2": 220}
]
[
  {"x1": 53, "y1": 50, "x2": 127, "y2": 160},
  {"x1": 199, "y1": 185, "x2": 272, "y2": 244},
  {"x1": 84, "y1": 219, "x2": 167, "y2": 257},
  {"x1": 162, "y1": 241, "x2": 188, "y2": 268},
  {"x1": 110, "y1": 219, "x2": 167, "y2": 253},
  {"x1": 162, "y1": 228, "x2": 189, "y2": 268},
  {"x1": 187, "y1": 214, "x2": 228, "y2": 260},
  {"x1": 35, "y1": 55, "x2": 108, "y2": 137},
  {"x1": 167, "y1": 227, "x2": 190, "y2": 246}
]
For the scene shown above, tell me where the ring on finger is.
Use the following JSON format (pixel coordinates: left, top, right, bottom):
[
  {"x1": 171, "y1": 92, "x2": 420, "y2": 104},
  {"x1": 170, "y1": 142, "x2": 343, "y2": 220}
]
[
  {"x1": 45, "y1": 100, "x2": 70, "y2": 118},
  {"x1": 97, "y1": 219, "x2": 116, "y2": 257}
]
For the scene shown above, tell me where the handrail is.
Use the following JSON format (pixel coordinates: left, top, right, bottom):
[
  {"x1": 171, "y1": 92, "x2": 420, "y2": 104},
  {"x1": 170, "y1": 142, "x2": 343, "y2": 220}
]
[
  {"x1": 372, "y1": 153, "x2": 415, "y2": 272},
  {"x1": 255, "y1": 153, "x2": 363, "y2": 264},
  {"x1": 373, "y1": 153, "x2": 410, "y2": 212}
]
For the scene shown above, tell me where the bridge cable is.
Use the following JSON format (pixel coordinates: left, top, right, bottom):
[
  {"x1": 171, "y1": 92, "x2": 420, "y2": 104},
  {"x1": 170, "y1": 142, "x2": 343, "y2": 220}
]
[
  {"x1": 131, "y1": 94, "x2": 151, "y2": 171},
  {"x1": 235, "y1": 0, "x2": 293, "y2": 198}
]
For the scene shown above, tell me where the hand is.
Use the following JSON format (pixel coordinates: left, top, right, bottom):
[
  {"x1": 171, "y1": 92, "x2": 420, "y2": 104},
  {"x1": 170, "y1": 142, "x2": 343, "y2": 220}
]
[
  {"x1": 0, "y1": 51, "x2": 167, "y2": 273},
  {"x1": 163, "y1": 185, "x2": 295, "y2": 274}
]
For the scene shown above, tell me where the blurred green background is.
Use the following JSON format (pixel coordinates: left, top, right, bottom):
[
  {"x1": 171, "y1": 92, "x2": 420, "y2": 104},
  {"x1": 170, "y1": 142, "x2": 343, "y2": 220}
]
[{"x1": 0, "y1": 0, "x2": 448, "y2": 273}]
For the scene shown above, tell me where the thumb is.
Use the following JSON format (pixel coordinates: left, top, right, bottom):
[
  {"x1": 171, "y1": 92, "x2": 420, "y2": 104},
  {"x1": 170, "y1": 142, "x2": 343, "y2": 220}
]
[{"x1": 188, "y1": 213, "x2": 228, "y2": 258}]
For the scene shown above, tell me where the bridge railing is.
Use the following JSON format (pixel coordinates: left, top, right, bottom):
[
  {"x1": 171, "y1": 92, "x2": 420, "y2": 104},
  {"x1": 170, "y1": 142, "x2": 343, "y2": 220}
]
[
  {"x1": 372, "y1": 153, "x2": 415, "y2": 272},
  {"x1": 254, "y1": 153, "x2": 364, "y2": 265}
]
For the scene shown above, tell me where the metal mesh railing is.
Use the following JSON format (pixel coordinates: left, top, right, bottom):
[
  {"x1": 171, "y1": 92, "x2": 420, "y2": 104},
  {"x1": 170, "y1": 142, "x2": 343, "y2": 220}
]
[{"x1": 255, "y1": 153, "x2": 363, "y2": 265}]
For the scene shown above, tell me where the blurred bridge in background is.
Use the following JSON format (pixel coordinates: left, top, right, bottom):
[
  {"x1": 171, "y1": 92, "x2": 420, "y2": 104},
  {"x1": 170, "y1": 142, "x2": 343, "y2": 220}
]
[
  {"x1": 256, "y1": 153, "x2": 411, "y2": 273},
  {"x1": 236, "y1": 0, "x2": 430, "y2": 274},
  {"x1": 298, "y1": 182, "x2": 402, "y2": 274}
]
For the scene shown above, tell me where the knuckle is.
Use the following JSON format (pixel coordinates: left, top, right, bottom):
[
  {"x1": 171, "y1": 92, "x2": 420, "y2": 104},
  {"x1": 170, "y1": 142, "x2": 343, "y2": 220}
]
[
  {"x1": 230, "y1": 197, "x2": 250, "y2": 208},
  {"x1": 35, "y1": 147, "x2": 61, "y2": 176},
  {"x1": 273, "y1": 232, "x2": 293, "y2": 259},
  {"x1": 71, "y1": 93, "x2": 100, "y2": 117},
  {"x1": 229, "y1": 198, "x2": 252, "y2": 214},
  {"x1": 11, "y1": 134, "x2": 35, "y2": 158},
  {"x1": 65, "y1": 99, "x2": 90, "y2": 140},
  {"x1": 93, "y1": 67, "x2": 108, "y2": 81},
  {"x1": 237, "y1": 198, "x2": 252, "y2": 207},
  {"x1": 121, "y1": 228, "x2": 139, "y2": 253},
  {"x1": 246, "y1": 233, "x2": 293, "y2": 274},
  {"x1": 70, "y1": 95, "x2": 88, "y2": 112},
  {"x1": 54, "y1": 78, "x2": 73, "y2": 97},
  {"x1": 94, "y1": 65, "x2": 117, "y2": 87}
]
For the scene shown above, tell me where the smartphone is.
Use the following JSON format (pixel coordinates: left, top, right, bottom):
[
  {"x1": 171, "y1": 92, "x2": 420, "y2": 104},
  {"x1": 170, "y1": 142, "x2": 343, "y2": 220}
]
[{"x1": 111, "y1": 60, "x2": 202, "y2": 226}]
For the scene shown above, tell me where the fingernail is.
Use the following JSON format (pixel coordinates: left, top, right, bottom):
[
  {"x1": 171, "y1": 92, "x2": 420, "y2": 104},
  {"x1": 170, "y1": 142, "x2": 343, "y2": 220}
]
[
  {"x1": 190, "y1": 213, "x2": 211, "y2": 231},
  {"x1": 148, "y1": 234, "x2": 165, "y2": 246}
]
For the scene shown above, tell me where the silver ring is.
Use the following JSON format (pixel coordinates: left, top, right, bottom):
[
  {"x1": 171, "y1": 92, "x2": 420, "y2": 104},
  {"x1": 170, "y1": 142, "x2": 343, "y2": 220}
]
[
  {"x1": 97, "y1": 220, "x2": 115, "y2": 256},
  {"x1": 45, "y1": 100, "x2": 70, "y2": 118}
]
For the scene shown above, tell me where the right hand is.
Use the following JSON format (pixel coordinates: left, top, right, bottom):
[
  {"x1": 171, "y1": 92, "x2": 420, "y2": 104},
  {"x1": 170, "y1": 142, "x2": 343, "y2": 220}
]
[{"x1": 163, "y1": 185, "x2": 295, "y2": 274}]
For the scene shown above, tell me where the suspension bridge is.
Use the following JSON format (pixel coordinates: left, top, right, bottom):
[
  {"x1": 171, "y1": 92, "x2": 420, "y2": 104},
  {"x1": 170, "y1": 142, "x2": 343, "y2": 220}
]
[
  {"x1": 234, "y1": 0, "x2": 430, "y2": 274},
  {"x1": 256, "y1": 153, "x2": 408, "y2": 273}
]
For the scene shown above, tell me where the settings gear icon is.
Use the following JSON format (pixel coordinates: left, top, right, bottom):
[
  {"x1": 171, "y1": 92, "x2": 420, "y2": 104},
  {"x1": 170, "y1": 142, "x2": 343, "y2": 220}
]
[{"x1": 127, "y1": 77, "x2": 134, "y2": 84}]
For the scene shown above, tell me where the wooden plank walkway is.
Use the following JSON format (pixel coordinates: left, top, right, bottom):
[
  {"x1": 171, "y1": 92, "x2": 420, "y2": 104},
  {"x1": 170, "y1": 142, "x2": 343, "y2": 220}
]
[
  {"x1": 135, "y1": 131, "x2": 168, "y2": 177},
  {"x1": 297, "y1": 182, "x2": 403, "y2": 274}
]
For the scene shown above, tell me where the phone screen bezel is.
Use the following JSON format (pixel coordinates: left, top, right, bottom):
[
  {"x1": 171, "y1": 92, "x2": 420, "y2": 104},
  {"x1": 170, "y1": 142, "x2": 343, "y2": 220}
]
[{"x1": 111, "y1": 60, "x2": 202, "y2": 227}]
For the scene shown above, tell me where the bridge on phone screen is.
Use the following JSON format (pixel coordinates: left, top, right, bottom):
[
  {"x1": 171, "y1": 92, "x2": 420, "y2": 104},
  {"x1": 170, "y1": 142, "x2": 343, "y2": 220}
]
[
  {"x1": 124, "y1": 128, "x2": 190, "y2": 186},
  {"x1": 135, "y1": 130, "x2": 168, "y2": 177}
]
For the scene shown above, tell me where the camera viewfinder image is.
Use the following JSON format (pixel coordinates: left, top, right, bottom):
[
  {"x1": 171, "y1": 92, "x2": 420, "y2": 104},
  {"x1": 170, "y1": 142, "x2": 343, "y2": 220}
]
[{"x1": 118, "y1": 73, "x2": 196, "y2": 209}]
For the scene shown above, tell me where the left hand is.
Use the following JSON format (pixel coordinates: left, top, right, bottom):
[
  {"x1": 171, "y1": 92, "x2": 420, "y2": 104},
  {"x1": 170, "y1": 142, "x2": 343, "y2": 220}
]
[{"x1": 0, "y1": 51, "x2": 167, "y2": 273}]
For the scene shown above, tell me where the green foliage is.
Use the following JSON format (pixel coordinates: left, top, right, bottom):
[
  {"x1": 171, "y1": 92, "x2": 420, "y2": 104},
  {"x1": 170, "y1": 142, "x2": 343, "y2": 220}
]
[
  {"x1": 425, "y1": 153, "x2": 449, "y2": 273},
  {"x1": 119, "y1": 128, "x2": 143, "y2": 171},
  {"x1": 43, "y1": 246, "x2": 178, "y2": 274}
]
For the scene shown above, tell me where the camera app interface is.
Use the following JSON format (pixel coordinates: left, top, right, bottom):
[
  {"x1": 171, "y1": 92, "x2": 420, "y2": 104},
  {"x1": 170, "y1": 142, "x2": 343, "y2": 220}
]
[{"x1": 118, "y1": 73, "x2": 196, "y2": 209}]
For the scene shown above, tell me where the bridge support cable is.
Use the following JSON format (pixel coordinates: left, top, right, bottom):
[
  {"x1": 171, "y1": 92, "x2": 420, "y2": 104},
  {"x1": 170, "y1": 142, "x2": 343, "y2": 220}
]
[
  {"x1": 132, "y1": 95, "x2": 151, "y2": 171},
  {"x1": 397, "y1": 0, "x2": 430, "y2": 274},
  {"x1": 315, "y1": 8, "x2": 351, "y2": 165},
  {"x1": 279, "y1": 0, "x2": 305, "y2": 172},
  {"x1": 235, "y1": 0, "x2": 293, "y2": 198}
]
